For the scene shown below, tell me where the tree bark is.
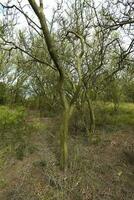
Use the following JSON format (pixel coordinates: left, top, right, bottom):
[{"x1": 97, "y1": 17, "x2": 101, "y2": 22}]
[
  {"x1": 86, "y1": 93, "x2": 95, "y2": 139},
  {"x1": 60, "y1": 100, "x2": 74, "y2": 170}
]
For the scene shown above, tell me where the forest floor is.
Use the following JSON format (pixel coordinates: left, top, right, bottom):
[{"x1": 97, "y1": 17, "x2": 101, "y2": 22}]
[{"x1": 0, "y1": 109, "x2": 134, "y2": 200}]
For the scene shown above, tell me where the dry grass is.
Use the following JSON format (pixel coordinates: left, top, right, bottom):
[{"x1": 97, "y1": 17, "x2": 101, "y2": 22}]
[{"x1": 0, "y1": 114, "x2": 134, "y2": 200}]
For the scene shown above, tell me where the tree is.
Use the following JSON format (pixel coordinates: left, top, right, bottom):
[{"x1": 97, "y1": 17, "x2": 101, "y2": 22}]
[{"x1": 0, "y1": 0, "x2": 133, "y2": 170}]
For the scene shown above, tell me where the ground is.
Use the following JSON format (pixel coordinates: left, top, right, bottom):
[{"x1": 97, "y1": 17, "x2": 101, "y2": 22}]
[{"x1": 0, "y1": 105, "x2": 134, "y2": 200}]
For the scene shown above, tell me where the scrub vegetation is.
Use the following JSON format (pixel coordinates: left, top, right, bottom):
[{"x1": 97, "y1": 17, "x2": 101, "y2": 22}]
[{"x1": 0, "y1": 0, "x2": 134, "y2": 199}]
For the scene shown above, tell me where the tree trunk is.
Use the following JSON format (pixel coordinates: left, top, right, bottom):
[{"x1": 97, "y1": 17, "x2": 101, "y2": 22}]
[
  {"x1": 86, "y1": 94, "x2": 95, "y2": 139},
  {"x1": 60, "y1": 104, "x2": 74, "y2": 170},
  {"x1": 113, "y1": 101, "x2": 119, "y2": 112}
]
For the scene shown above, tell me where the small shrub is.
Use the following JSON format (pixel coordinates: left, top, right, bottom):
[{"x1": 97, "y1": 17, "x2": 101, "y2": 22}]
[
  {"x1": 0, "y1": 106, "x2": 26, "y2": 129},
  {"x1": 0, "y1": 178, "x2": 7, "y2": 189},
  {"x1": 33, "y1": 159, "x2": 47, "y2": 168},
  {"x1": 0, "y1": 106, "x2": 33, "y2": 159},
  {"x1": 15, "y1": 143, "x2": 26, "y2": 160}
]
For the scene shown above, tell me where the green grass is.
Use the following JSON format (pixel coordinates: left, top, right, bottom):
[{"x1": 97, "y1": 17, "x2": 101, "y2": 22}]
[{"x1": 95, "y1": 102, "x2": 134, "y2": 127}]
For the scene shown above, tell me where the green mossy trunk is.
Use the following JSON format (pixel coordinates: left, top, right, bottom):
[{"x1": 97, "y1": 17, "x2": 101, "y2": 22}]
[
  {"x1": 86, "y1": 95, "x2": 95, "y2": 139},
  {"x1": 60, "y1": 105, "x2": 74, "y2": 171}
]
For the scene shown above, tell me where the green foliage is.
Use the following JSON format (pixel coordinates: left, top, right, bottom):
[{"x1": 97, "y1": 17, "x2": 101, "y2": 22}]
[
  {"x1": 95, "y1": 102, "x2": 134, "y2": 127},
  {"x1": 0, "y1": 106, "x2": 26, "y2": 130},
  {"x1": 0, "y1": 178, "x2": 7, "y2": 189},
  {"x1": 0, "y1": 106, "x2": 33, "y2": 160},
  {"x1": 69, "y1": 102, "x2": 134, "y2": 136},
  {"x1": 100, "y1": 78, "x2": 123, "y2": 111},
  {"x1": 124, "y1": 81, "x2": 134, "y2": 102}
]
